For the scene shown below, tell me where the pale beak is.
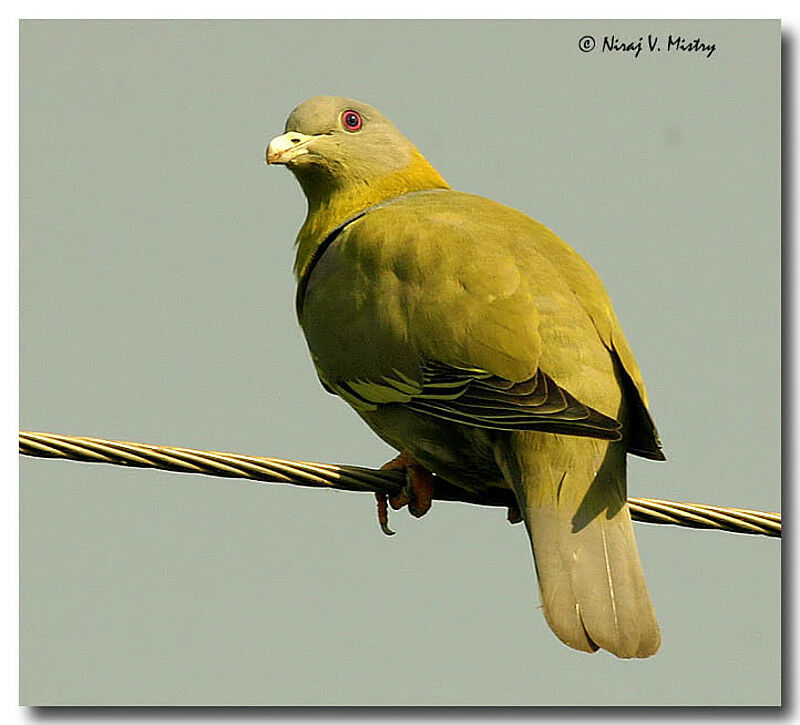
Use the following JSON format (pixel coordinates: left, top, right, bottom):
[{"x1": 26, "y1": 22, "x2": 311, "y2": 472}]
[{"x1": 266, "y1": 131, "x2": 318, "y2": 165}]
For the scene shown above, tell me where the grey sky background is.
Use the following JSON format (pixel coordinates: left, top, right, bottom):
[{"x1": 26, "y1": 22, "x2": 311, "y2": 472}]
[{"x1": 20, "y1": 20, "x2": 780, "y2": 705}]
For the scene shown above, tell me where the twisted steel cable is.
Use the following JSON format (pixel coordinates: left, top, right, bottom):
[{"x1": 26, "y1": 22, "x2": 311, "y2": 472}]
[{"x1": 19, "y1": 431, "x2": 781, "y2": 538}]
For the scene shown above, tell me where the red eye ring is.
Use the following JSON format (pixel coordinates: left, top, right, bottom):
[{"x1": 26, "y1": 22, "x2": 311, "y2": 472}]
[{"x1": 342, "y1": 109, "x2": 363, "y2": 132}]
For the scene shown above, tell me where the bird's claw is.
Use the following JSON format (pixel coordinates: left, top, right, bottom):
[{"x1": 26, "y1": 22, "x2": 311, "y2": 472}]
[
  {"x1": 375, "y1": 452, "x2": 436, "y2": 535},
  {"x1": 375, "y1": 493, "x2": 396, "y2": 536},
  {"x1": 507, "y1": 504, "x2": 523, "y2": 525}
]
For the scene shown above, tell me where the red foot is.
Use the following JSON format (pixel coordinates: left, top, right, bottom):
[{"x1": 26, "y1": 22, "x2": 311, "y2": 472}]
[{"x1": 374, "y1": 452, "x2": 436, "y2": 536}]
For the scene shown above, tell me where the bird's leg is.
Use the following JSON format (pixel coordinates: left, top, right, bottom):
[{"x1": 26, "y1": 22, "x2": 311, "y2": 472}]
[{"x1": 374, "y1": 452, "x2": 436, "y2": 535}]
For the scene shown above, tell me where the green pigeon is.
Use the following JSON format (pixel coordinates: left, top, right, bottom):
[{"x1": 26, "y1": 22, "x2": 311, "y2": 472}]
[{"x1": 267, "y1": 96, "x2": 664, "y2": 658}]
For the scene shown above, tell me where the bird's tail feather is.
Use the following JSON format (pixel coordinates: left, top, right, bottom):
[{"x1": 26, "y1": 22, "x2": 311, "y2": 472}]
[{"x1": 499, "y1": 433, "x2": 660, "y2": 658}]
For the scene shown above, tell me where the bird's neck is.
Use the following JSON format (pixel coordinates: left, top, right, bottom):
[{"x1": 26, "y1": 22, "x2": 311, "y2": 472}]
[{"x1": 292, "y1": 150, "x2": 450, "y2": 280}]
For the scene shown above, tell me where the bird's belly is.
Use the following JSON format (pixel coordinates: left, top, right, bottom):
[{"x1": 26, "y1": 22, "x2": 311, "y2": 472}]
[{"x1": 358, "y1": 403, "x2": 509, "y2": 495}]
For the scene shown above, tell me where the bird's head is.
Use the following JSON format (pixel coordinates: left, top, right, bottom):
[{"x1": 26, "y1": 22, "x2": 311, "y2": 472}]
[{"x1": 267, "y1": 96, "x2": 448, "y2": 206}]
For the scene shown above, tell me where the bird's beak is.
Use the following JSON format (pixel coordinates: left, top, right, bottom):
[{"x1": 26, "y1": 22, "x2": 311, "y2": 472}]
[{"x1": 266, "y1": 132, "x2": 318, "y2": 165}]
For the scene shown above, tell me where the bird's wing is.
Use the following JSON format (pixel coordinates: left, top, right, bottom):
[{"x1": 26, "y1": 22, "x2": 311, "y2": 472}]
[
  {"x1": 407, "y1": 361, "x2": 621, "y2": 439},
  {"x1": 298, "y1": 191, "x2": 623, "y2": 442},
  {"x1": 510, "y1": 211, "x2": 665, "y2": 459}
]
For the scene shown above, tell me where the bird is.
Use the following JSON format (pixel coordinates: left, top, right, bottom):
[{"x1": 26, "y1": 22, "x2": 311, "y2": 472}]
[{"x1": 266, "y1": 95, "x2": 664, "y2": 658}]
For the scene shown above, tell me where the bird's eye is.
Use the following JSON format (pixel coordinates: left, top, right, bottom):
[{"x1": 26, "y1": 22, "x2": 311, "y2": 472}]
[{"x1": 342, "y1": 110, "x2": 363, "y2": 132}]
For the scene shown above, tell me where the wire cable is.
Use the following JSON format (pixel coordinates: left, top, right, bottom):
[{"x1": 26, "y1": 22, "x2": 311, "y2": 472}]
[{"x1": 19, "y1": 431, "x2": 781, "y2": 538}]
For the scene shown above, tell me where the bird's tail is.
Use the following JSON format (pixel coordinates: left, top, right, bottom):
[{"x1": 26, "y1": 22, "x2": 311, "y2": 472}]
[{"x1": 498, "y1": 432, "x2": 660, "y2": 658}]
